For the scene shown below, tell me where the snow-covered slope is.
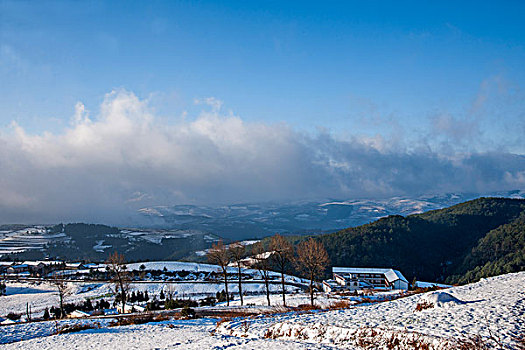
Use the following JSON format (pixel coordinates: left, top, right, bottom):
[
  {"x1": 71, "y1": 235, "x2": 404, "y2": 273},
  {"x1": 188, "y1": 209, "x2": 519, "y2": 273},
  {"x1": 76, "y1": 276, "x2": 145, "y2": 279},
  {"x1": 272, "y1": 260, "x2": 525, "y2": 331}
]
[
  {"x1": 217, "y1": 272, "x2": 525, "y2": 348},
  {"x1": 2, "y1": 319, "x2": 332, "y2": 350}
]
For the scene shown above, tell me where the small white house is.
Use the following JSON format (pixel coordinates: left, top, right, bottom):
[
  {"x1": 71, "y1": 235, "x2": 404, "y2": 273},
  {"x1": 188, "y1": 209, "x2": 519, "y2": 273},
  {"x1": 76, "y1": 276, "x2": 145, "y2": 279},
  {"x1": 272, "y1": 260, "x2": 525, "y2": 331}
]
[
  {"x1": 68, "y1": 310, "x2": 91, "y2": 318},
  {"x1": 0, "y1": 317, "x2": 16, "y2": 325},
  {"x1": 322, "y1": 280, "x2": 342, "y2": 293},
  {"x1": 117, "y1": 304, "x2": 146, "y2": 314}
]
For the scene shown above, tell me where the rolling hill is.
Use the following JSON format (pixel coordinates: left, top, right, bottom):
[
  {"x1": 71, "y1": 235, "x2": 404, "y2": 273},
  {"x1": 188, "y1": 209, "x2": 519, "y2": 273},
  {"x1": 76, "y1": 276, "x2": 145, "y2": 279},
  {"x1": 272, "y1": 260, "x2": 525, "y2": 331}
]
[{"x1": 313, "y1": 197, "x2": 525, "y2": 283}]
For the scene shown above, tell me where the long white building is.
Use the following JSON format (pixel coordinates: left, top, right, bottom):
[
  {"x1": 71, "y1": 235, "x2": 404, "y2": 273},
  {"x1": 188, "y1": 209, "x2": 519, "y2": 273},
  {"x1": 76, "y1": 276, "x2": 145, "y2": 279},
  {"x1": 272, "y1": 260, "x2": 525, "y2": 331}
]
[{"x1": 332, "y1": 267, "x2": 409, "y2": 290}]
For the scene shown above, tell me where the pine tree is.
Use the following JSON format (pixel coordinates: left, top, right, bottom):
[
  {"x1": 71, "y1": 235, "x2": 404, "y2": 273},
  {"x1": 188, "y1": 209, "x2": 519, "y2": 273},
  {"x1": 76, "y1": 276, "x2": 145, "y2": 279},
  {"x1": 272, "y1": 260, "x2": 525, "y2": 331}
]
[{"x1": 43, "y1": 308, "x2": 50, "y2": 320}]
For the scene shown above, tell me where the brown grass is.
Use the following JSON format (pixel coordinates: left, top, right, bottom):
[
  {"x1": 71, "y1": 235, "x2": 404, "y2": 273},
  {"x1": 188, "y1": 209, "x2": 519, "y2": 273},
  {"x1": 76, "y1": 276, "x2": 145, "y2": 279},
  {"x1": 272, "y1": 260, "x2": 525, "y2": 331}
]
[
  {"x1": 328, "y1": 300, "x2": 352, "y2": 310},
  {"x1": 55, "y1": 322, "x2": 100, "y2": 334},
  {"x1": 215, "y1": 316, "x2": 232, "y2": 328},
  {"x1": 414, "y1": 301, "x2": 434, "y2": 312},
  {"x1": 109, "y1": 312, "x2": 170, "y2": 326},
  {"x1": 294, "y1": 304, "x2": 321, "y2": 311}
]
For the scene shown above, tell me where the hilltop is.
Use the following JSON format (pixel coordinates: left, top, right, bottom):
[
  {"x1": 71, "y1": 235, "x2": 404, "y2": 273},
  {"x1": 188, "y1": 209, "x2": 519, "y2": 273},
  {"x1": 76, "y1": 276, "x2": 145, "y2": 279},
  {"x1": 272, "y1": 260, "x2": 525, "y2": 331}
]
[{"x1": 314, "y1": 197, "x2": 525, "y2": 283}]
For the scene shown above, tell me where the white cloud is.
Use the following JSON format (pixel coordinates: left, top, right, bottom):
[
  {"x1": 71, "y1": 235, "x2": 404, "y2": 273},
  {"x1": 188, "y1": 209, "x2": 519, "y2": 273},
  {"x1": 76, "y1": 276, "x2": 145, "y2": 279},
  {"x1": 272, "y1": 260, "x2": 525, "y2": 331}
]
[{"x1": 0, "y1": 89, "x2": 524, "y2": 224}]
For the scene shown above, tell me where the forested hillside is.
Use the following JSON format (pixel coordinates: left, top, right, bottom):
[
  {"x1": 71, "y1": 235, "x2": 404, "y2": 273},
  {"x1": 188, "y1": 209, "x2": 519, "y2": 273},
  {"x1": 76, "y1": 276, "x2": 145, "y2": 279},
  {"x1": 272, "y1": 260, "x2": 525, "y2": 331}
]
[{"x1": 311, "y1": 198, "x2": 525, "y2": 283}]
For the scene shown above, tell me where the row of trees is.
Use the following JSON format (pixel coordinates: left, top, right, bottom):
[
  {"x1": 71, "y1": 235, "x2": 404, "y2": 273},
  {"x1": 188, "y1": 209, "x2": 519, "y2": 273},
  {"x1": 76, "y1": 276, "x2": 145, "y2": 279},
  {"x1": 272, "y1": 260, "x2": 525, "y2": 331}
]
[
  {"x1": 46, "y1": 235, "x2": 329, "y2": 318},
  {"x1": 46, "y1": 251, "x2": 130, "y2": 319},
  {"x1": 207, "y1": 234, "x2": 329, "y2": 306}
]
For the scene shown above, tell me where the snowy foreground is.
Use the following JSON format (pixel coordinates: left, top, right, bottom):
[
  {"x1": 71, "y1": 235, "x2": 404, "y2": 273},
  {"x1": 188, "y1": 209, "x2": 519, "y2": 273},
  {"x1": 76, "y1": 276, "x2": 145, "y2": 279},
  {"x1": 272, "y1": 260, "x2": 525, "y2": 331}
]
[{"x1": 2, "y1": 272, "x2": 524, "y2": 349}]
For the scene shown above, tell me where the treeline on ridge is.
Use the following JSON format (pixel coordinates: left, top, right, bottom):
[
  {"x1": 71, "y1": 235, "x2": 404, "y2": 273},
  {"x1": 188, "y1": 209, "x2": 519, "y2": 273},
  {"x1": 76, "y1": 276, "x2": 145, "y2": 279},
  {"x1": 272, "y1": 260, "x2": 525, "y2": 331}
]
[{"x1": 284, "y1": 197, "x2": 525, "y2": 284}]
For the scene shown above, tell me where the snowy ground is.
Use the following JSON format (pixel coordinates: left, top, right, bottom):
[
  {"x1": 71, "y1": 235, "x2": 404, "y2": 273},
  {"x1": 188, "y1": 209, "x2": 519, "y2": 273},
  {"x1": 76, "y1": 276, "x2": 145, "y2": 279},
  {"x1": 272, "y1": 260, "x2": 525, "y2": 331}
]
[
  {"x1": 0, "y1": 280, "x2": 300, "y2": 319},
  {"x1": 1, "y1": 319, "x2": 336, "y2": 350},
  {"x1": 218, "y1": 272, "x2": 525, "y2": 349},
  {"x1": 228, "y1": 290, "x2": 403, "y2": 308},
  {"x1": 1, "y1": 272, "x2": 523, "y2": 349},
  {"x1": 1, "y1": 282, "x2": 113, "y2": 318}
]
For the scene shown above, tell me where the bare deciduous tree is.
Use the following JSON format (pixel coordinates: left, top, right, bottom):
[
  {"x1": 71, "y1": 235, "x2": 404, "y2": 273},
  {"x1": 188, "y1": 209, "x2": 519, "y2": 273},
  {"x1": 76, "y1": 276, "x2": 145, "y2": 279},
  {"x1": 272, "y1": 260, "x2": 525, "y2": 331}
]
[
  {"x1": 252, "y1": 241, "x2": 271, "y2": 306},
  {"x1": 50, "y1": 272, "x2": 70, "y2": 318},
  {"x1": 207, "y1": 240, "x2": 231, "y2": 306},
  {"x1": 270, "y1": 234, "x2": 293, "y2": 307},
  {"x1": 106, "y1": 252, "x2": 131, "y2": 314},
  {"x1": 294, "y1": 238, "x2": 330, "y2": 306},
  {"x1": 228, "y1": 242, "x2": 245, "y2": 306}
]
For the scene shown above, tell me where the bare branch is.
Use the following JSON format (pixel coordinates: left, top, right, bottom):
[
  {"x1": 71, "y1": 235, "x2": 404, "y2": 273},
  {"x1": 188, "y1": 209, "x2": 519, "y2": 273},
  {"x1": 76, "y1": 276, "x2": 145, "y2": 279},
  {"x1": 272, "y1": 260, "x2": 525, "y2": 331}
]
[
  {"x1": 207, "y1": 240, "x2": 231, "y2": 306},
  {"x1": 294, "y1": 238, "x2": 329, "y2": 306}
]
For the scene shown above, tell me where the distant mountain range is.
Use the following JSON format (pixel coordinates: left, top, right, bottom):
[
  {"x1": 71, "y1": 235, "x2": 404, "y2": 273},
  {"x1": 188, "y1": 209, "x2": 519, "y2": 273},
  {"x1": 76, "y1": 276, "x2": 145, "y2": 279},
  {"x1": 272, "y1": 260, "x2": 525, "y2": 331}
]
[
  {"x1": 135, "y1": 190, "x2": 525, "y2": 240},
  {"x1": 2, "y1": 193, "x2": 524, "y2": 287}
]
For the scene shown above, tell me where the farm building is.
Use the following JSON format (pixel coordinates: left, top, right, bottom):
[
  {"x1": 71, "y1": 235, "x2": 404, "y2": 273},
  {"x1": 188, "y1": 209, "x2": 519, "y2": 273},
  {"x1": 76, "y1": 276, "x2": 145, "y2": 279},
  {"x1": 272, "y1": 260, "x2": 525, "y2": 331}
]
[
  {"x1": 68, "y1": 310, "x2": 91, "y2": 318},
  {"x1": 117, "y1": 304, "x2": 146, "y2": 314},
  {"x1": 331, "y1": 267, "x2": 409, "y2": 290}
]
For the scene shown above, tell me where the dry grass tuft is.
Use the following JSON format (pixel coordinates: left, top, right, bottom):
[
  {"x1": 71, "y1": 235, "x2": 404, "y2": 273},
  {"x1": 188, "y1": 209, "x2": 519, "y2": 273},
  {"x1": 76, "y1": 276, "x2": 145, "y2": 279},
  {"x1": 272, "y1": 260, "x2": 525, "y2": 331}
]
[
  {"x1": 55, "y1": 322, "x2": 100, "y2": 334},
  {"x1": 109, "y1": 312, "x2": 169, "y2": 326},
  {"x1": 414, "y1": 301, "x2": 434, "y2": 312},
  {"x1": 328, "y1": 300, "x2": 353, "y2": 310}
]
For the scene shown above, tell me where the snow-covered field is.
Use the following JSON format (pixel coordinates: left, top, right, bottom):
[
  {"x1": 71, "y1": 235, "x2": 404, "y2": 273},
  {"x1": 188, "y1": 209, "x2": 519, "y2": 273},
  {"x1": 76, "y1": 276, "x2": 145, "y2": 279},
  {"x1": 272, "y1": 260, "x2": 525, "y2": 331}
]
[
  {"x1": 0, "y1": 227, "x2": 67, "y2": 255},
  {"x1": 2, "y1": 319, "x2": 333, "y2": 349},
  {"x1": 1, "y1": 272, "x2": 523, "y2": 349},
  {"x1": 127, "y1": 260, "x2": 307, "y2": 284},
  {"x1": 218, "y1": 272, "x2": 525, "y2": 348},
  {"x1": 1, "y1": 282, "x2": 113, "y2": 318}
]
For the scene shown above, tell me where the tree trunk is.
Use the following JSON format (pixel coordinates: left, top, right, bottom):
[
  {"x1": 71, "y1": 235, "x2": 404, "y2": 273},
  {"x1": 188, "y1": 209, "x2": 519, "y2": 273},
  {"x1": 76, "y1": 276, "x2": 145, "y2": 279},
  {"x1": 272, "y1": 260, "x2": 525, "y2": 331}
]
[
  {"x1": 59, "y1": 293, "x2": 64, "y2": 318},
  {"x1": 309, "y1": 274, "x2": 314, "y2": 306},
  {"x1": 265, "y1": 278, "x2": 271, "y2": 306},
  {"x1": 119, "y1": 279, "x2": 126, "y2": 314},
  {"x1": 237, "y1": 264, "x2": 243, "y2": 306},
  {"x1": 223, "y1": 269, "x2": 230, "y2": 306},
  {"x1": 280, "y1": 270, "x2": 286, "y2": 307}
]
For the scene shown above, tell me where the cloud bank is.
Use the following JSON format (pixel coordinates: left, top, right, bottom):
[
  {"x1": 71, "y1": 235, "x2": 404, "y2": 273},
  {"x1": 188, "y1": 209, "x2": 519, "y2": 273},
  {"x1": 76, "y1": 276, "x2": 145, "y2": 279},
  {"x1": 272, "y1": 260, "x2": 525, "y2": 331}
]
[{"x1": 0, "y1": 90, "x2": 524, "y2": 224}]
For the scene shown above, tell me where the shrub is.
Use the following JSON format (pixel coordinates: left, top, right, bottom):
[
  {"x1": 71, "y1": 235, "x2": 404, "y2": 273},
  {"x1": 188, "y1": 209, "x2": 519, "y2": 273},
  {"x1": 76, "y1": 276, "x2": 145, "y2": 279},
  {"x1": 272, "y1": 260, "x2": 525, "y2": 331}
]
[
  {"x1": 414, "y1": 301, "x2": 434, "y2": 312},
  {"x1": 6, "y1": 312, "x2": 21, "y2": 321},
  {"x1": 110, "y1": 313, "x2": 169, "y2": 326},
  {"x1": 294, "y1": 304, "x2": 320, "y2": 311},
  {"x1": 180, "y1": 306, "x2": 196, "y2": 319},
  {"x1": 55, "y1": 322, "x2": 99, "y2": 334},
  {"x1": 328, "y1": 300, "x2": 352, "y2": 310},
  {"x1": 43, "y1": 308, "x2": 50, "y2": 320}
]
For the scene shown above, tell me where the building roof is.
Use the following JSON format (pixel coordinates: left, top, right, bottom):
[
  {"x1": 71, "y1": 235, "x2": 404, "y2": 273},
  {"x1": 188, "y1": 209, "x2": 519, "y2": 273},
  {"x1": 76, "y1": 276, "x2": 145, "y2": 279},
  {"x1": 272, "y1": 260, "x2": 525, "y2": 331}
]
[
  {"x1": 70, "y1": 310, "x2": 91, "y2": 317},
  {"x1": 10, "y1": 264, "x2": 29, "y2": 268},
  {"x1": 333, "y1": 267, "x2": 408, "y2": 284},
  {"x1": 23, "y1": 260, "x2": 62, "y2": 266},
  {"x1": 323, "y1": 279, "x2": 340, "y2": 287}
]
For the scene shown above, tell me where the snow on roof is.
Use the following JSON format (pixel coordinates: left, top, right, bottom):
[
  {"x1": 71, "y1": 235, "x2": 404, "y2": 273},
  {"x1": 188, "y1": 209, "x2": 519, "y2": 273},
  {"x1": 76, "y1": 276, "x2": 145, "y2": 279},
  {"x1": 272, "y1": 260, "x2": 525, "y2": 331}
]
[
  {"x1": 323, "y1": 279, "x2": 340, "y2": 287},
  {"x1": 333, "y1": 267, "x2": 408, "y2": 283},
  {"x1": 10, "y1": 264, "x2": 29, "y2": 268},
  {"x1": 22, "y1": 260, "x2": 62, "y2": 266},
  {"x1": 69, "y1": 310, "x2": 91, "y2": 317},
  {"x1": 66, "y1": 262, "x2": 84, "y2": 267}
]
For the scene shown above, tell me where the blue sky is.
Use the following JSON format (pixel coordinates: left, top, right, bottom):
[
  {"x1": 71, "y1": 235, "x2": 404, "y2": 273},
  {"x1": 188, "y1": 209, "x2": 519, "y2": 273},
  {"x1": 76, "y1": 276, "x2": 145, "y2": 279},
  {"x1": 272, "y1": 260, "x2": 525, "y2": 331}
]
[
  {"x1": 0, "y1": 1, "x2": 524, "y2": 222},
  {"x1": 2, "y1": 1, "x2": 524, "y2": 137}
]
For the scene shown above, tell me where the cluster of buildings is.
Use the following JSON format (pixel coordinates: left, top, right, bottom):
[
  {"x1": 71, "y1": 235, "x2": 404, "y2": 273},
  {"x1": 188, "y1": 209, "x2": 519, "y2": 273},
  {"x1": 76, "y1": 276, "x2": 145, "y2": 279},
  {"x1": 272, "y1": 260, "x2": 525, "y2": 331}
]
[
  {"x1": 0, "y1": 260, "x2": 99, "y2": 277},
  {"x1": 323, "y1": 267, "x2": 409, "y2": 293}
]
